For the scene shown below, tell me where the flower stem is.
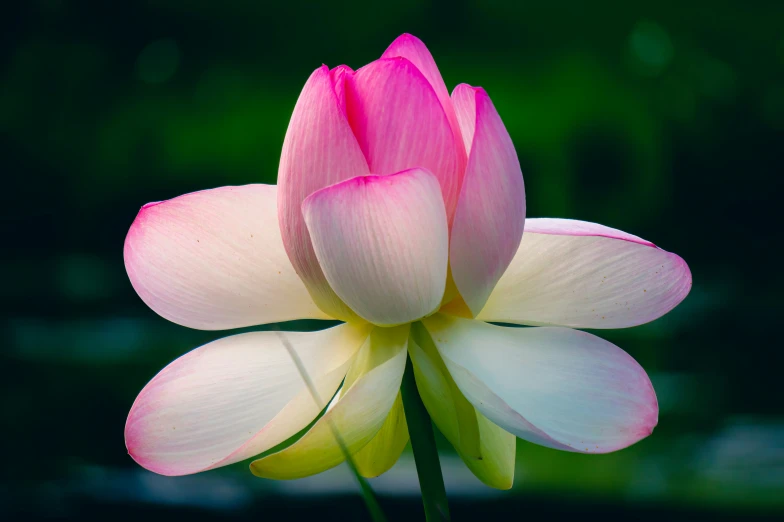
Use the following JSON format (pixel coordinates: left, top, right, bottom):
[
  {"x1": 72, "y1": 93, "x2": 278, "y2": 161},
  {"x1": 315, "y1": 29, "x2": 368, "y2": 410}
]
[
  {"x1": 343, "y1": 455, "x2": 388, "y2": 522},
  {"x1": 400, "y1": 356, "x2": 450, "y2": 521}
]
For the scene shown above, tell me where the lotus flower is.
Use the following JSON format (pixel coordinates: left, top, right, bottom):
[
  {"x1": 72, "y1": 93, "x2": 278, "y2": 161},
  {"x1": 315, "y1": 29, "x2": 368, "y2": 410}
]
[{"x1": 124, "y1": 34, "x2": 691, "y2": 489}]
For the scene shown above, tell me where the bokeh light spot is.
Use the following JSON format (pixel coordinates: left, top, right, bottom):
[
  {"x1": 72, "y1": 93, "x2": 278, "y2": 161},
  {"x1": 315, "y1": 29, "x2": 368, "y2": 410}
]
[
  {"x1": 629, "y1": 20, "x2": 673, "y2": 76},
  {"x1": 56, "y1": 253, "x2": 117, "y2": 301},
  {"x1": 137, "y1": 38, "x2": 180, "y2": 84}
]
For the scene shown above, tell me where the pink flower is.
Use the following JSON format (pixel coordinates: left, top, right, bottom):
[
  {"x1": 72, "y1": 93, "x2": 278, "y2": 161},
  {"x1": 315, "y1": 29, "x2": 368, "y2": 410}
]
[{"x1": 124, "y1": 34, "x2": 691, "y2": 488}]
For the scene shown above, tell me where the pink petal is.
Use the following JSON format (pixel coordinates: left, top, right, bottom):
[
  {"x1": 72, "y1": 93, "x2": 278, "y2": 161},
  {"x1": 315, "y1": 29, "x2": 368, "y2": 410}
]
[
  {"x1": 278, "y1": 65, "x2": 370, "y2": 321},
  {"x1": 423, "y1": 315, "x2": 658, "y2": 453},
  {"x1": 381, "y1": 34, "x2": 466, "y2": 170},
  {"x1": 449, "y1": 85, "x2": 526, "y2": 316},
  {"x1": 329, "y1": 64, "x2": 353, "y2": 115},
  {"x1": 477, "y1": 218, "x2": 692, "y2": 328},
  {"x1": 345, "y1": 58, "x2": 463, "y2": 220},
  {"x1": 124, "y1": 185, "x2": 328, "y2": 330},
  {"x1": 302, "y1": 168, "x2": 449, "y2": 326},
  {"x1": 125, "y1": 323, "x2": 370, "y2": 476}
]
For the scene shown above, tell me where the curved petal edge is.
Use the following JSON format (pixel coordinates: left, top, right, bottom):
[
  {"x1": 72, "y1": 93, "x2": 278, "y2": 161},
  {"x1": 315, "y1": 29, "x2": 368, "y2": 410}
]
[
  {"x1": 478, "y1": 218, "x2": 692, "y2": 328},
  {"x1": 381, "y1": 33, "x2": 466, "y2": 174},
  {"x1": 277, "y1": 65, "x2": 370, "y2": 321},
  {"x1": 449, "y1": 85, "x2": 526, "y2": 316},
  {"x1": 124, "y1": 184, "x2": 329, "y2": 330},
  {"x1": 302, "y1": 169, "x2": 449, "y2": 326},
  {"x1": 423, "y1": 315, "x2": 658, "y2": 454},
  {"x1": 125, "y1": 324, "x2": 370, "y2": 476}
]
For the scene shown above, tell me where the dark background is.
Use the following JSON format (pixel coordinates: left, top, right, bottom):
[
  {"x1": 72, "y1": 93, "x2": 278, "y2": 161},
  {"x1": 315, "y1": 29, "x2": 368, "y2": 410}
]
[{"x1": 2, "y1": 1, "x2": 782, "y2": 520}]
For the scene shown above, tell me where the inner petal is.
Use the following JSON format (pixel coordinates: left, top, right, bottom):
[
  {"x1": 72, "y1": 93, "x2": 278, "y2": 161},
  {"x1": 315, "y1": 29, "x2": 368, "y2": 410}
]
[
  {"x1": 345, "y1": 58, "x2": 463, "y2": 221},
  {"x1": 302, "y1": 168, "x2": 449, "y2": 326}
]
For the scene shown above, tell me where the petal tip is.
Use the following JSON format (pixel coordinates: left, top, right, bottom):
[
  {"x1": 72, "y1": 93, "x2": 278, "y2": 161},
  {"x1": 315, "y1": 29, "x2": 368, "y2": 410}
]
[
  {"x1": 140, "y1": 200, "x2": 163, "y2": 210},
  {"x1": 495, "y1": 476, "x2": 514, "y2": 490},
  {"x1": 452, "y1": 83, "x2": 487, "y2": 101},
  {"x1": 597, "y1": 366, "x2": 658, "y2": 454},
  {"x1": 247, "y1": 460, "x2": 289, "y2": 481},
  {"x1": 248, "y1": 461, "x2": 267, "y2": 478},
  {"x1": 385, "y1": 33, "x2": 425, "y2": 51},
  {"x1": 397, "y1": 32, "x2": 419, "y2": 40},
  {"x1": 675, "y1": 252, "x2": 693, "y2": 293},
  {"x1": 124, "y1": 394, "x2": 176, "y2": 476},
  {"x1": 124, "y1": 425, "x2": 176, "y2": 476},
  {"x1": 123, "y1": 210, "x2": 147, "y2": 283},
  {"x1": 652, "y1": 250, "x2": 693, "y2": 320},
  {"x1": 360, "y1": 56, "x2": 424, "y2": 81}
]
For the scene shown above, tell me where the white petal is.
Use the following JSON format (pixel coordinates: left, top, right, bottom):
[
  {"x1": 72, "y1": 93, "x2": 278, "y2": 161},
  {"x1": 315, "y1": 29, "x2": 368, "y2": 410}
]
[
  {"x1": 250, "y1": 325, "x2": 409, "y2": 479},
  {"x1": 124, "y1": 184, "x2": 329, "y2": 330},
  {"x1": 477, "y1": 218, "x2": 692, "y2": 328},
  {"x1": 125, "y1": 323, "x2": 370, "y2": 475},
  {"x1": 423, "y1": 315, "x2": 658, "y2": 453},
  {"x1": 409, "y1": 324, "x2": 515, "y2": 488}
]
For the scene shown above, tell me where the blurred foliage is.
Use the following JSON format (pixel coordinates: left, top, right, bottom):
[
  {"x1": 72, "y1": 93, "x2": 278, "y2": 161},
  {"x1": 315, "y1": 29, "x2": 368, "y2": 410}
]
[{"x1": 1, "y1": 0, "x2": 782, "y2": 520}]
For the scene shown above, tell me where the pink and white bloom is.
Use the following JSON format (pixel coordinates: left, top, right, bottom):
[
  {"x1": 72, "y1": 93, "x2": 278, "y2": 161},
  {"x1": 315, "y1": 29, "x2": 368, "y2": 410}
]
[{"x1": 124, "y1": 34, "x2": 691, "y2": 489}]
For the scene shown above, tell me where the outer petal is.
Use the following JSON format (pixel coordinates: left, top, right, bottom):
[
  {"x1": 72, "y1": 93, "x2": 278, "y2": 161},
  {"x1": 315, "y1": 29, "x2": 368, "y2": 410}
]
[
  {"x1": 423, "y1": 315, "x2": 658, "y2": 454},
  {"x1": 449, "y1": 85, "x2": 526, "y2": 316},
  {"x1": 409, "y1": 324, "x2": 515, "y2": 489},
  {"x1": 477, "y1": 218, "x2": 692, "y2": 328},
  {"x1": 352, "y1": 393, "x2": 409, "y2": 478},
  {"x1": 302, "y1": 168, "x2": 449, "y2": 326},
  {"x1": 250, "y1": 325, "x2": 409, "y2": 479},
  {"x1": 345, "y1": 58, "x2": 463, "y2": 220},
  {"x1": 125, "y1": 323, "x2": 370, "y2": 476},
  {"x1": 381, "y1": 34, "x2": 466, "y2": 172},
  {"x1": 124, "y1": 185, "x2": 329, "y2": 330},
  {"x1": 278, "y1": 65, "x2": 370, "y2": 322}
]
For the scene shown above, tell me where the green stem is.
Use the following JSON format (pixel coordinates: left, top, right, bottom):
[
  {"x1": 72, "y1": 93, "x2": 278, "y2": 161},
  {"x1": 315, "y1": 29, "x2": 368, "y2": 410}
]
[
  {"x1": 400, "y1": 357, "x2": 450, "y2": 521},
  {"x1": 343, "y1": 455, "x2": 388, "y2": 522}
]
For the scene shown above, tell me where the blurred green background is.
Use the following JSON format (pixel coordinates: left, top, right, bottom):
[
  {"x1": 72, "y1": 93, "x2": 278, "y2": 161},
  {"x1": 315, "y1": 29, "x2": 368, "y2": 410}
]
[{"x1": 2, "y1": 0, "x2": 782, "y2": 520}]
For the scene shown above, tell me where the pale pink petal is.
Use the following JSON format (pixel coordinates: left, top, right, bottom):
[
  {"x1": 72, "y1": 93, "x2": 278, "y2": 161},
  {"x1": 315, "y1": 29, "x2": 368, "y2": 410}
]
[
  {"x1": 449, "y1": 85, "x2": 526, "y2": 316},
  {"x1": 523, "y1": 218, "x2": 654, "y2": 244},
  {"x1": 124, "y1": 185, "x2": 329, "y2": 330},
  {"x1": 278, "y1": 65, "x2": 370, "y2": 321},
  {"x1": 423, "y1": 315, "x2": 658, "y2": 453},
  {"x1": 477, "y1": 218, "x2": 692, "y2": 328},
  {"x1": 125, "y1": 323, "x2": 371, "y2": 476},
  {"x1": 381, "y1": 34, "x2": 466, "y2": 169},
  {"x1": 302, "y1": 168, "x2": 449, "y2": 326},
  {"x1": 345, "y1": 58, "x2": 463, "y2": 220}
]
